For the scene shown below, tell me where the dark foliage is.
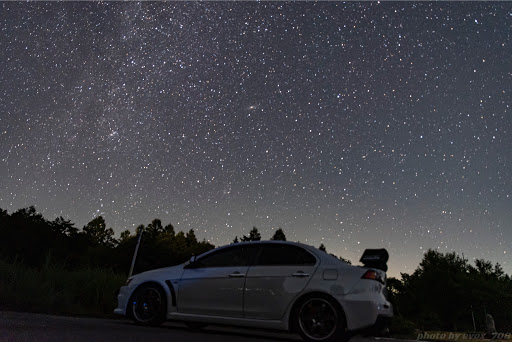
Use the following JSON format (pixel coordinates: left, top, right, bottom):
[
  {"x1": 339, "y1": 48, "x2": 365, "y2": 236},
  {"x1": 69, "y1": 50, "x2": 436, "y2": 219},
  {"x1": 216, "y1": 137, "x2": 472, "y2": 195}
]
[
  {"x1": 270, "y1": 228, "x2": 287, "y2": 241},
  {"x1": 240, "y1": 226, "x2": 261, "y2": 242},
  {"x1": 0, "y1": 206, "x2": 214, "y2": 275},
  {"x1": 389, "y1": 249, "x2": 512, "y2": 333}
]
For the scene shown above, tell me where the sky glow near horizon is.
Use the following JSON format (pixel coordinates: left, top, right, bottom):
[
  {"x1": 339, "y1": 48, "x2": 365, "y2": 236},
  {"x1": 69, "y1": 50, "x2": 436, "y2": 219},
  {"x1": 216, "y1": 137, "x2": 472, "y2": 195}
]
[{"x1": 0, "y1": 2, "x2": 511, "y2": 276}]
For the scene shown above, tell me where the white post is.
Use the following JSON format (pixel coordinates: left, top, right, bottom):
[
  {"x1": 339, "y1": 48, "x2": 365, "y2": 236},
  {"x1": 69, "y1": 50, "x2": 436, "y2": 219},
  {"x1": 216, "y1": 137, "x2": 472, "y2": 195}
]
[
  {"x1": 128, "y1": 228, "x2": 144, "y2": 277},
  {"x1": 471, "y1": 305, "x2": 476, "y2": 332}
]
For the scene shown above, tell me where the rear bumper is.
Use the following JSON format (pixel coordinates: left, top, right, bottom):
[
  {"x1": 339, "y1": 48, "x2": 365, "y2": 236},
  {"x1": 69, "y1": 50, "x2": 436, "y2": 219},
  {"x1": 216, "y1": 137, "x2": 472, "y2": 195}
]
[
  {"x1": 364, "y1": 315, "x2": 393, "y2": 336},
  {"x1": 339, "y1": 296, "x2": 393, "y2": 331}
]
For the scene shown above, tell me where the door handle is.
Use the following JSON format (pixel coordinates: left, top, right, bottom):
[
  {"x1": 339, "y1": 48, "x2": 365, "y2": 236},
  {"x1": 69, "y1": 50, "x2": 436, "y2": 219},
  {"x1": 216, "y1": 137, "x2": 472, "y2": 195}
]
[
  {"x1": 292, "y1": 271, "x2": 310, "y2": 277},
  {"x1": 229, "y1": 272, "x2": 245, "y2": 277}
]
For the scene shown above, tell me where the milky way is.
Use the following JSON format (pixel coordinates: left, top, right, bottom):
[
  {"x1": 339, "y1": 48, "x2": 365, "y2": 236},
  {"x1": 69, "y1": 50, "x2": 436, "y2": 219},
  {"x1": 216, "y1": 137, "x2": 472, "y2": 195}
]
[{"x1": 1, "y1": 2, "x2": 511, "y2": 275}]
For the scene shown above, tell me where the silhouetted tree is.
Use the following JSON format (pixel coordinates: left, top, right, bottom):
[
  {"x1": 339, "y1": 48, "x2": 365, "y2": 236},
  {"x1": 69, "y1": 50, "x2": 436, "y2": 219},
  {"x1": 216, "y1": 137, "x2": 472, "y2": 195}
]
[
  {"x1": 0, "y1": 208, "x2": 8, "y2": 219},
  {"x1": 270, "y1": 228, "x2": 286, "y2": 241},
  {"x1": 146, "y1": 219, "x2": 164, "y2": 239},
  {"x1": 12, "y1": 206, "x2": 45, "y2": 224},
  {"x1": 51, "y1": 216, "x2": 78, "y2": 236},
  {"x1": 164, "y1": 223, "x2": 175, "y2": 237},
  {"x1": 318, "y1": 243, "x2": 327, "y2": 252},
  {"x1": 119, "y1": 230, "x2": 132, "y2": 243},
  {"x1": 241, "y1": 227, "x2": 261, "y2": 242},
  {"x1": 232, "y1": 236, "x2": 239, "y2": 243},
  {"x1": 185, "y1": 229, "x2": 197, "y2": 246},
  {"x1": 394, "y1": 249, "x2": 512, "y2": 332},
  {"x1": 0, "y1": 206, "x2": 72, "y2": 267},
  {"x1": 135, "y1": 224, "x2": 145, "y2": 236},
  {"x1": 82, "y1": 216, "x2": 115, "y2": 247},
  {"x1": 339, "y1": 256, "x2": 351, "y2": 264}
]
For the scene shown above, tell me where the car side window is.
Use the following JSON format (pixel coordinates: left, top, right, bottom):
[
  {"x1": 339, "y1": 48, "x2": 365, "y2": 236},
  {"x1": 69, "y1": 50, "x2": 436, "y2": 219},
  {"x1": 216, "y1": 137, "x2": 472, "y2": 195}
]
[
  {"x1": 255, "y1": 244, "x2": 316, "y2": 266},
  {"x1": 195, "y1": 245, "x2": 257, "y2": 268}
]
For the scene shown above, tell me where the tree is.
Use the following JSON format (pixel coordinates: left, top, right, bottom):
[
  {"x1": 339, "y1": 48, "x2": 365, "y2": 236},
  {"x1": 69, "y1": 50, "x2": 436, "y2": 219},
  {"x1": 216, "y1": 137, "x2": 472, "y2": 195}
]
[
  {"x1": 232, "y1": 236, "x2": 239, "y2": 243},
  {"x1": 119, "y1": 230, "x2": 132, "y2": 243},
  {"x1": 12, "y1": 206, "x2": 45, "y2": 223},
  {"x1": 318, "y1": 243, "x2": 327, "y2": 252},
  {"x1": 337, "y1": 255, "x2": 351, "y2": 264},
  {"x1": 393, "y1": 249, "x2": 512, "y2": 332},
  {"x1": 51, "y1": 216, "x2": 78, "y2": 236},
  {"x1": 0, "y1": 208, "x2": 8, "y2": 219},
  {"x1": 164, "y1": 223, "x2": 175, "y2": 237},
  {"x1": 135, "y1": 224, "x2": 145, "y2": 236},
  {"x1": 270, "y1": 228, "x2": 286, "y2": 241},
  {"x1": 241, "y1": 227, "x2": 261, "y2": 242},
  {"x1": 82, "y1": 216, "x2": 115, "y2": 246},
  {"x1": 185, "y1": 229, "x2": 197, "y2": 246},
  {"x1": 146, "y1": 219, "x2": 164, "y2": 239},
  {"x1": 174, "y1": 231, "x2": 187, "y2": 252}
]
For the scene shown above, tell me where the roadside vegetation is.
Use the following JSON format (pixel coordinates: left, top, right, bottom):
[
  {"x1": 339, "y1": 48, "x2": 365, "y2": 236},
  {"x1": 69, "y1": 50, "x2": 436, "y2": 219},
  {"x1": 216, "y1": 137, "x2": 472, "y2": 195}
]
[
  {"x1": 0, "y1": 256, "x2": 125, "y2": 317},
  {"x1": 387, "y1": 249, "x2": 512, "y2": 335},
  {"x1": 1, "y1": 206, "x2": 511, "y2": 335}
]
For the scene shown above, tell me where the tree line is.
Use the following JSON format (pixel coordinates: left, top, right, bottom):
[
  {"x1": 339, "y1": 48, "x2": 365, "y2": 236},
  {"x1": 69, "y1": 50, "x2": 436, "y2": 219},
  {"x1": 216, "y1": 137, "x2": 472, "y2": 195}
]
[
  {"x1": 387, "y1": 250, "x2": 512, "y2": 333},
  {"x1": 0, "y1": 206, "x2": 213, "y2": 274},
  {"x1": 1, "y1": 206, "x2": 510, "y2": 333},
  {"x1": 0, "y1": 206, "x2": 347, "y2": 274}
]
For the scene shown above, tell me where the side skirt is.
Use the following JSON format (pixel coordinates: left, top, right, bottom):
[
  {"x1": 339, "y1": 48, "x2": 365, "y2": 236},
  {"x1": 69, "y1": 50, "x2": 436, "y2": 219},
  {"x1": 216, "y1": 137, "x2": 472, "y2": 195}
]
[{"x1": 167, "y1": 312, "x2": 288, "y2": 331}]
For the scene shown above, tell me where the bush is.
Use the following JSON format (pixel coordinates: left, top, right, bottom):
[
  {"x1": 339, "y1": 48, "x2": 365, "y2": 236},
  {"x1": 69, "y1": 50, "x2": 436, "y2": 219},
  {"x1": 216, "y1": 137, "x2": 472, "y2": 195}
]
[
  {"x1": 391, "y1": 315, "x2": 418, "y2": 336},
  {"x1": 0, "y1": 257, "x2": 125, "y2": 316}
]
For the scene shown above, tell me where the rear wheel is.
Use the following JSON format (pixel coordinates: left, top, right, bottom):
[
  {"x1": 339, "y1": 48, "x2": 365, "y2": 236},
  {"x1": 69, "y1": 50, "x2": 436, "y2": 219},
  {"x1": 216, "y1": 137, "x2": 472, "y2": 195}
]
[
  {"x1": 294, "y1": 294, "x2": 348, "y2": 342},
  {"x1": 128, "y1": 283, "x2": 167, "y2": 326}
]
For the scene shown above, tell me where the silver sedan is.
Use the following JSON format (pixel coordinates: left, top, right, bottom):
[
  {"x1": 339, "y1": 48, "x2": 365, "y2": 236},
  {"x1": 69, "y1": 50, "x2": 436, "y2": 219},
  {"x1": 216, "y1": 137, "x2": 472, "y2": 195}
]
[{"x1": 114, "y1": 241, "x2": 393, "y2": 342}]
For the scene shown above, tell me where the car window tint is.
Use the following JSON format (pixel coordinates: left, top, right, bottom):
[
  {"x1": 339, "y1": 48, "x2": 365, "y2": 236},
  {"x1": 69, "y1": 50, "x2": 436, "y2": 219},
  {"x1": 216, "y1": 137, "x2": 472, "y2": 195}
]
[
  {"x1": 256, "y1": 244, "x2": 316, "y2": 266},
  {"x1": 197, "y1": 245, "x2": 257, "y2": 267}
]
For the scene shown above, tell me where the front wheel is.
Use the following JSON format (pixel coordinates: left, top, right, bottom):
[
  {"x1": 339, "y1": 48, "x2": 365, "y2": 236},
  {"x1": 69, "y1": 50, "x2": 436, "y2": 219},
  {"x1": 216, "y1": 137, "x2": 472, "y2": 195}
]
[
  {"x1": 294, "y1": 295, "x2": 349, "y2": 342},
  {"x1": 128, "y1": 283, "x2": 167, "y2": 326}
]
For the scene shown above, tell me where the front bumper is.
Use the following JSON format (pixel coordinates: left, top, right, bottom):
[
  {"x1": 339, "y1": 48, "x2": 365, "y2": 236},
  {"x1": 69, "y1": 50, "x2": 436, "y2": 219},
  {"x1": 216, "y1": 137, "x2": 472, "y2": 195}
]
[{"x1": 113, "y1": 285, "x2": 130, "y2": 316}]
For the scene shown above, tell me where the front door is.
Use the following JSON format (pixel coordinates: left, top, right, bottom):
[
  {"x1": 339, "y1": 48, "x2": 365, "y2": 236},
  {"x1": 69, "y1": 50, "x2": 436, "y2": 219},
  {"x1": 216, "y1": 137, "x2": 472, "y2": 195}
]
[{"x1": 178, "y1": 244, "x2": 258, "y2": 317}]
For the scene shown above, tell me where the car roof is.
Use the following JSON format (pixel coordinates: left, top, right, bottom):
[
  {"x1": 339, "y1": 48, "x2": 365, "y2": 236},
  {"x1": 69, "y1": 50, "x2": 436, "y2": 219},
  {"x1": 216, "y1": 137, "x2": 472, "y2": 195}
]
[
  {"x1": 197, "y1": 240, "x2": 341, "y2": 264},
  {"x1": 228, "y1": 240, "x2": 319, "y2": 253}
]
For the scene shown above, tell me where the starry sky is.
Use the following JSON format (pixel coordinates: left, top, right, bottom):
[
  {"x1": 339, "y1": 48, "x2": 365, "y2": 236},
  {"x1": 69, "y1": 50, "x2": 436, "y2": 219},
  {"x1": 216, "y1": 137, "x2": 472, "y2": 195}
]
[{"x1": 1, "y1": 2, "x2": 511, "y2": 276}]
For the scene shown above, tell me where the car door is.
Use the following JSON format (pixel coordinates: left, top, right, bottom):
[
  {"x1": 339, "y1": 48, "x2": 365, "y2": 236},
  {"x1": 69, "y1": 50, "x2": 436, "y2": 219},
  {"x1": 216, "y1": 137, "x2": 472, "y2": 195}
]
[
  {"x1": 244, "y1": 243, "x2": 318, "y2": 319},
  {"x1": 178, "y1": 244, "x2": 258, "y2": 317}
]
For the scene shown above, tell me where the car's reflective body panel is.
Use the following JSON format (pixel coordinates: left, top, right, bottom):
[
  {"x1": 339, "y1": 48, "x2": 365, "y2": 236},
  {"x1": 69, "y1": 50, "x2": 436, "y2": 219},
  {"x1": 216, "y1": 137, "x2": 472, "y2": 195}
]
[{"x1": 115, "y1": 241, "x2": 392, "y2": 335}]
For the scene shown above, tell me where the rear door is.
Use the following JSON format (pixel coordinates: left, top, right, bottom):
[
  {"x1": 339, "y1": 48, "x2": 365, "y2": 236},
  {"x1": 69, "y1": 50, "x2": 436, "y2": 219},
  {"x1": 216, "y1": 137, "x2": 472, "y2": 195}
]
[{"x1": 243, "y1": 243, "x2": 318, "y2": 319}]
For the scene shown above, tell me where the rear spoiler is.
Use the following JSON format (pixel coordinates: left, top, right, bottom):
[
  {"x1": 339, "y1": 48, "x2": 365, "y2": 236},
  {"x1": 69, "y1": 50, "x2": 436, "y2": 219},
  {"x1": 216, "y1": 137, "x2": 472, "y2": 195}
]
[{"x1": 360, "y1": 249, "x2": 389, "y2": 272}]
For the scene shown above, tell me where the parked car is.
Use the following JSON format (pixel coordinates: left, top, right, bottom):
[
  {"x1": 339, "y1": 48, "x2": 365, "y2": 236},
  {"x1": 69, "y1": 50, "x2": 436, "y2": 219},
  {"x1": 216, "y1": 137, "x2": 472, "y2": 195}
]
[{"x1": 114, "y1": 240, "x2": 392, "y2": 342}]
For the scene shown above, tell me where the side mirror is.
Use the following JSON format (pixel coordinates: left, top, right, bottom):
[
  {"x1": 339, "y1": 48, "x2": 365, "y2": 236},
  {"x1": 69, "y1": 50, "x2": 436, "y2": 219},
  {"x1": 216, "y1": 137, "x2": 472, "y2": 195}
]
[{"x1": 184, "y1": 255, "x2": 198, "y2": 269}]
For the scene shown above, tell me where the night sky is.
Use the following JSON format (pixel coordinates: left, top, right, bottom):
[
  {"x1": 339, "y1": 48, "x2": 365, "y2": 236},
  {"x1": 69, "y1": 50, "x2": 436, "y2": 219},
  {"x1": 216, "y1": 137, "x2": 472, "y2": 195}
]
[{"x1": 1, "y1": 2, "x2": 511, "y2": 276}]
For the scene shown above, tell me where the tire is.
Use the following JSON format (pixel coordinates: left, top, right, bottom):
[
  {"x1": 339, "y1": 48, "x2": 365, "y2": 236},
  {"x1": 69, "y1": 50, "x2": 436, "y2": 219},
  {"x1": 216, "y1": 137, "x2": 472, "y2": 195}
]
[
  {"x1": 128, "y1": 283, "x2": 167, "y2": 326},
  {"x1": 293, "y1": 294, "x2": 349, "y2": 342}
]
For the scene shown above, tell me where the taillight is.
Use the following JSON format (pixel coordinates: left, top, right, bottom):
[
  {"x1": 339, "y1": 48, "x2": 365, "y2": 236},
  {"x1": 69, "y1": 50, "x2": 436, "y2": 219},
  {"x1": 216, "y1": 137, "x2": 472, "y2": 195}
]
[{"x1": 361, "y1": 270, "x2": 385, "y2": 284}]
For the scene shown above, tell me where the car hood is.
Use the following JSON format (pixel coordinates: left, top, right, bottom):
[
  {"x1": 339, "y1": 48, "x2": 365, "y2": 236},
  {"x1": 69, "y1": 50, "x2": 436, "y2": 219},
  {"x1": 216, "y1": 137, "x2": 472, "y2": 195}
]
[{"x1": 132, "y1": 263, "x2": 185, "y2": 283}]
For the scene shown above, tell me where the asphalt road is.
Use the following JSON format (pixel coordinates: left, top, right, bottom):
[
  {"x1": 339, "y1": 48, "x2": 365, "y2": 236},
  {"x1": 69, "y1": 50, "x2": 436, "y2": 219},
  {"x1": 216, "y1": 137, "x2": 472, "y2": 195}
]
[{"x1": 0, "y1": 311, "x2": 404, "y2": 342}]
